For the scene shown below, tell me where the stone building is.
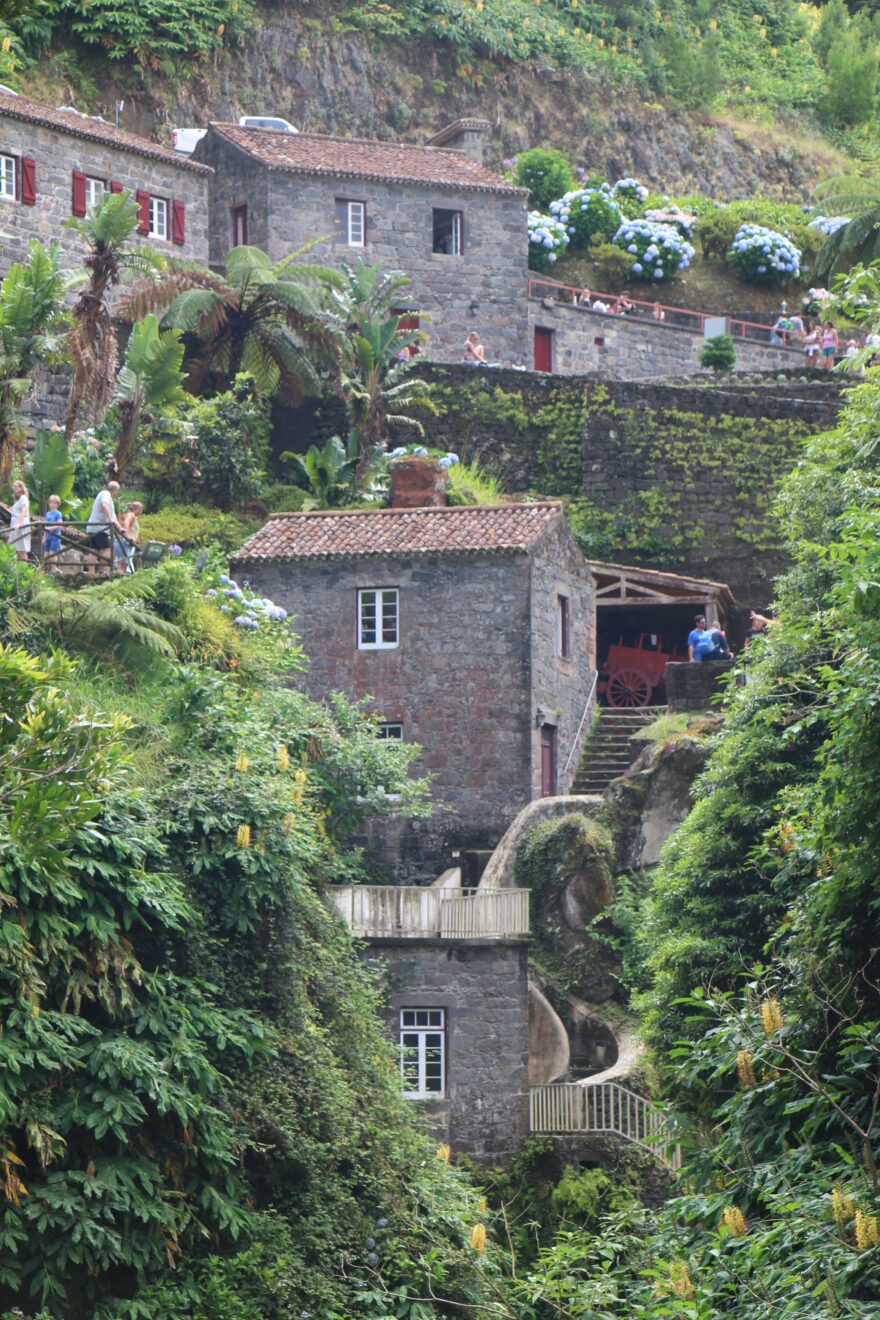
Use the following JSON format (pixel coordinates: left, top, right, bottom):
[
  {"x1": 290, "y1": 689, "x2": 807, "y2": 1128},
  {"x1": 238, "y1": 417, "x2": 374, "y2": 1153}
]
[
  {"x1": 194, "y1": 119, "x2": 529, "y2": 364},
  {"x1": 231, "y1": 469, "x2": 596, "y2": 881},
  {"x1": 0, "y1": 88, "x2": 211, "y2": 273}
]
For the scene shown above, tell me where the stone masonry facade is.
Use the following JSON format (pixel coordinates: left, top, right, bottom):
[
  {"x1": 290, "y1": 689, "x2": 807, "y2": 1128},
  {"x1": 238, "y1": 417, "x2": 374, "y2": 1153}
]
[
  {"x1": 0, "y1": 93, "x2": 210, "y2": 275},
  {"x1": 232, "y1": 512, "x2": 595, "y2": 881},
  {"x1": 195, "y1": 126, "x2": 529, "y2": 366},
  {"x1": 529, "y1": 297, "x2": 805, "y2": 379},
  {"x1": 370, "y1": 938, "x2": 530, "y2": 1163}
]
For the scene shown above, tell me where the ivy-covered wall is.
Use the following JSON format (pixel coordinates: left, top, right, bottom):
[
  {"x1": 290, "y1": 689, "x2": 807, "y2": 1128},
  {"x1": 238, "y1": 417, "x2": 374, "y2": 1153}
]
[
  {"x1": 403, "y1": 366, "x2": 844, "y2": 605},
  {"x1": 574, "y1": 378, "x2": 843, "y2": 603}
]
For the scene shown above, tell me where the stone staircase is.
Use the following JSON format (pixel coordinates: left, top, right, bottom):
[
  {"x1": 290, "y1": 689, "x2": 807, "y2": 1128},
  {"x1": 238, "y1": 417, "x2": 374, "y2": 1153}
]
[{"x1": 572, "y1": 707, "x2": 664, "y2": 795}]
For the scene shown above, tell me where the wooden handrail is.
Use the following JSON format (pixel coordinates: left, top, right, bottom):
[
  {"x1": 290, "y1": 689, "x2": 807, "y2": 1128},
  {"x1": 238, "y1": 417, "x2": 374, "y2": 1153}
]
[{"x1": 529, "y1": 1080, "x2": 682, "y2": 1171}]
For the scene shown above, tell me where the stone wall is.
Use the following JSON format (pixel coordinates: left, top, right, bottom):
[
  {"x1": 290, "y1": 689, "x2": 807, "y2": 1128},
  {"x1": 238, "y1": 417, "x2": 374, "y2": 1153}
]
[
  {"x1": 196, "y1": 130, "x2": 530, "y2": 366},
  {"x1": 385, "y1": 365, "x2": 843, "y2": 604},
  {"x1": 529, "y1": 297, "x2": 804, "y2": 378},
  {"x1": 529, "y1": 517, "x2": 596, "y2": 796},
  {"x1": 665, "y1": 659, "x2": 734, "y2": 712},
  {"x1": 0, "y1": 113, "x2": 210, "y2": 274},
  {"x1": 367, "y1": 937, "x2": 530, "y2": 1163}
]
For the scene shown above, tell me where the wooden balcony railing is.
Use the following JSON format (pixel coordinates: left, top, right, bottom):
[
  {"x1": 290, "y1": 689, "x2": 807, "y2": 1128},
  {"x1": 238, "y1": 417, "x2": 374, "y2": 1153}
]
[
  {"x1": 329, "y1": 885, "x2": 530, "y2": 940},
  {"x1": 529, "y1": 1080, "x2": 681, "y2": 1170}
]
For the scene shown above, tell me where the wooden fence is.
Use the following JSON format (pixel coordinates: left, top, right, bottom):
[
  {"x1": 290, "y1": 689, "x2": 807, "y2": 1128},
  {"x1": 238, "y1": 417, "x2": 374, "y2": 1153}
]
[
  {"x1": 329, "y1": 885, "x2": 530, "y2": 939},
  {"x1": 529, "y1": 1081, "x2": 681, "y2": 1170}
]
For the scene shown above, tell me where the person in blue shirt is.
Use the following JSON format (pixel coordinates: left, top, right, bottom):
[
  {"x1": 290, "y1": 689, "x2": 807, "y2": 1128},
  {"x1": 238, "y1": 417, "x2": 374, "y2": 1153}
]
[
  {"x1": 688, "y1": 613, "x2": 732, "y2": 663},
  {"x1": 42, "y1": 494, "x2": 63, "y2": 568}
]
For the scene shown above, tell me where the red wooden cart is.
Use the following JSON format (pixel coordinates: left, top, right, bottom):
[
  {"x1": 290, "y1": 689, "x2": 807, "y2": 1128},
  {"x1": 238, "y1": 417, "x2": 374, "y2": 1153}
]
[{"x1": 599, "y1": 633, "x2": 683, "y2": 708}]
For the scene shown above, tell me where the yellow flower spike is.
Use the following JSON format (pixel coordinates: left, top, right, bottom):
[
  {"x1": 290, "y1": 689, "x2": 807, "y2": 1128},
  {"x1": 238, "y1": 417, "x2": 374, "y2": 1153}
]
[
  {"x1": 476, "y1": 0, "x2": 482, "y2": 10},
  {"x1": 235, "y1": 752, "x2": 250, "y2": 773},
  {"x1": 236, "y1": 824, "x2": 251, "y2": 849},
  {"x1": 469, "y1": 1223, "x2": 487, "y2": 1254},
  {"x1": 597, "y1": 36, "x2": 604, "y2": 46},
  {"x1": 276, "y1": 746, "x2": 290, "y2": 771},
  {"x1": 669, "y1": 1260, "x2": 694, "y2": 1299},
  {"x1": 709, "y1": 17, "x2": 717, "y2": 28},
  {"x1": 721, "y1": 1205, "x2": 749, "y2": 1237},
  {"x1": 1, "y1": 36, "x2": 11, "y2": 52},
  {"x1": 435, "y1": 1143, "x2": 451, "y2": 1163},
  {"x1": 736, "y1": 1050, "x2": 757, "y2": 1089},
  {"x1": 476, "y1": 1196, "x2": 488, "y2": 1214},
  {"x1": 282, "y1": 813, "x2": 296, "y2": 833},
  {"x1": 855, "y1": 1209, "x2": 879, "y2": 1250},
  {"x1": 771, "y1": 45, "x2": 778, "y2": 55},
  {"x1": 832, "y1": 1186, "x2": 856, "y2": 1225},
  {"x1": 585, "y1": 31, "x2": 592, "y2": 40}
]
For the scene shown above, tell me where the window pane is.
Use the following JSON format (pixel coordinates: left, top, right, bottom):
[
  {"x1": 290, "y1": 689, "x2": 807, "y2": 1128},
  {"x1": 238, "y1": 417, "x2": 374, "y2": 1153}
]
[
  {"x1": 150, "y1": 197, "x2": 167, "y2": 239},
  {"x1": 381, "y1": 590, "x2": 398, "y2": 643},
  {"x1": 348, "y1": 201, "x2": 365, "y2": 246},
  {"x1": 85, "y1": 177, "x2": 105, "y2": 209},
  {"x1": 433, "y1": 208, "x2": 464, "y2": 255},
  {"x1": 0, "y1": 155, "x2": 15, "y2": 198}
]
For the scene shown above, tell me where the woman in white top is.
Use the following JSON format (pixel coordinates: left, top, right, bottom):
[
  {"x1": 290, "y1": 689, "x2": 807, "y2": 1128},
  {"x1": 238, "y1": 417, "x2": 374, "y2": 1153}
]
[
  {"x1": 8, "y1": 480, "x2": 30, "y2": 561},
  {"x1": 803, "y1": 320, "x2": 821, "y2": 369}
]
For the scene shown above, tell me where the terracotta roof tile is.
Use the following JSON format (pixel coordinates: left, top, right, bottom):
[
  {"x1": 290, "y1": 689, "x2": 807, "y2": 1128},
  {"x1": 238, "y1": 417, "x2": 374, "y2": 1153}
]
[
  {"x1": 211, "y1": 124, "x2": 526, "y2": 194},
  {"x1": 231, "y1": 502, "x2": 563, "y2": 563},
  {"x1": 0, "y1": 90, "x2": 212, "y2": 174}
]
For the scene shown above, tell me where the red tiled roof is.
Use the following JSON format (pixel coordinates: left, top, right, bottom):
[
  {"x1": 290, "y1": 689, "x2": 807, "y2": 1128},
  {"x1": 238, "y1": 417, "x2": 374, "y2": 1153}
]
[
  {"x1": 0, "y1": 90, "x2": 212, "y2": 174},
  {"x1": 210, "y1": 123, "x2": 526, "y2": 194},
  {"x1": 231, "y1": 502, "x2": 563, "y2": 563}
]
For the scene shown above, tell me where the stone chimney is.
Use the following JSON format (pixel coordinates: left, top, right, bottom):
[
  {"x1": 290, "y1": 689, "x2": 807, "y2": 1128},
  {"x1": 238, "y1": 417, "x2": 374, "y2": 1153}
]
[
  {"x1": 426, "y1": 117, "x2": 492, "y2": 165},
  {"x1": 389, "y1": 456, "x2": 448, "y2": 509}
]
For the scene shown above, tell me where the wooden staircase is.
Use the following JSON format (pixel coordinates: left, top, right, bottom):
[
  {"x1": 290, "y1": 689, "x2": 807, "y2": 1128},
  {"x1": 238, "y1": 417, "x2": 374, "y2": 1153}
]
[{"x1": 572, "y1": 706, "x2": 663, "y2": 796}]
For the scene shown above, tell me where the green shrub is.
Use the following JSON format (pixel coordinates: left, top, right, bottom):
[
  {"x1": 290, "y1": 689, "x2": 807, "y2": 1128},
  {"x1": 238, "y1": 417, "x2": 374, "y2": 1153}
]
[
  {"x1": 259, "y1": 481, "x2": 306, "y2": 513},
  {"x1": 137, "y1": 503, "x2": 254, "y2": 550},
  {"x1": 514, "y1": 148, "x2": 574, "y2": 210},
  {"x1": 822, "y1": 26, "x2": 878, "y2": 127},
  {"x1": 699, "y1": 334, "x2": 737, "y2": 373},
  {"x1": 589, "y1": 241, "x2": 638, "y2": 284}
]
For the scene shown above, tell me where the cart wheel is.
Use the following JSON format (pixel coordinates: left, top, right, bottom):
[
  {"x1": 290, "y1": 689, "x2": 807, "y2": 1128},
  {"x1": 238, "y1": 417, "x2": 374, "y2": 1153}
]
[{"x1": 607, "y1": 668, "x2": 652, "y2": 708}]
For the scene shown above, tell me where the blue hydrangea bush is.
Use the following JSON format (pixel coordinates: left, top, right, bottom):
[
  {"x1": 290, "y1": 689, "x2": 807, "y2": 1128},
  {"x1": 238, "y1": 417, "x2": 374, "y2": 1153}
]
[
  {"x1": 611, "y1": 177, "x2": 649, "y2": 216},
  {"x1": 727, "y1": 224, "x2": 801, "y2": 285},
  {"x1": 612, "y1": 219, "x2": 695, "y2": 281},
  {"x1": 527, "y1": 211, "x2": 570, "y2": 271},
  {"x1": 549, "y1": 188, "x2": 622, "y2": 251},
  {"x1": 808, "y1": 214, "x2": 849, "y2": 236}
]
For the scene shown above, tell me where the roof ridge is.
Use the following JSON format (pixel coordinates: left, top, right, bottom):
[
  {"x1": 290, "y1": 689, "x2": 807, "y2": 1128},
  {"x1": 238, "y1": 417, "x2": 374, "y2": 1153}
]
[
  {"x1": 266, "y1": 501, "x2": 562, "y2": 520},
  {"x1": 212, "y1": 124, "x2": 473, "y2": 155}
]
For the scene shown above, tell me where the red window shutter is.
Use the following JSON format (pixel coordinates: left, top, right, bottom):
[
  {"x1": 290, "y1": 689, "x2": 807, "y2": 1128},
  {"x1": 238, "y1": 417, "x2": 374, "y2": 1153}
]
[
  {"x1": 109, "y1": 180, "x2": 123, "y2": 194},
  {"x1": 71, "y1": 169, "x2": 87, "y2": 217},
  {"x1": 171, "y1": 198, "x2": 185, "y2": 246},
  {"x1": 20, "y1": 156, "x2": 36, "y2": 206},
  {"x1": 135, "y1": 188, "x2": 150, "y2": 235}
]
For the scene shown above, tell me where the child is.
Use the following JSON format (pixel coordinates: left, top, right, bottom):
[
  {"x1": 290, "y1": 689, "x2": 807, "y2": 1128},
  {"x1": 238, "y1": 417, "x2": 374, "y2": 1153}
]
[
  {"x1": 43, "y1": 494, "x2": 63, "y2": 568},
  {"x1": 117, "y1": 501, "x2": 142, "y2": 573}
]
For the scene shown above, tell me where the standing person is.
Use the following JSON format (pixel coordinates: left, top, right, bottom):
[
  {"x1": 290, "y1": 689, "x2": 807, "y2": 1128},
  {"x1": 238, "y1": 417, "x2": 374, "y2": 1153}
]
[
  {"x1": 462, "y1": 332, "x2": 486, "y2": 364},
  {"x1": 821, "y1": 319, "x2": 839, "y2": 370},
  {"x1": 42, "y1": 494, "x2": 63, "y2": 570},
  {"x1": 803, "y1": 319, "x2": 821, "y2": 369},
  {"x1": 652, "y1": 301, "x2": 666, "y2": 323},
  {"x1": 116, "y1": 501, "x2": 142, "y2": 574},
  {"x1": 7, "y1": 480, "x2": 30, "y2": 561},
  {"x1": 86, "y1": 480, "x2": 121, "y2": 572},
  {"x1": 614, "y1": 291, "x2": 636, "y2": 316}
]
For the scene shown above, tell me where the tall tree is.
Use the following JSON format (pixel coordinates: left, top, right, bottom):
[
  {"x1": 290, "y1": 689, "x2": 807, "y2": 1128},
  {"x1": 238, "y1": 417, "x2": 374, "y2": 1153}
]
[
  {"x1": 0, "y1": 240, "x2": 69, "y2": 481},
  {"x1": 126, "y1": 244, "x2": 339, "y2": 403},
  {"x1": 112, "y1": 314, "x2": 186, "y2": 478},
  {"x1": 325, "y1": 260, "x2": 432, "y2": 483},
  {"x1": 64, "y1": 190, "x2": 164, "y2": 439}
]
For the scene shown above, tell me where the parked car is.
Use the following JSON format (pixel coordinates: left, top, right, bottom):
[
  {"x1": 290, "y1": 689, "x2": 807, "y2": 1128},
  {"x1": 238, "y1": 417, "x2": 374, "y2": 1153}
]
[
  {"x1": 172, "y1": 127, "x2": 208, "y2": 155},
  {"x1": 238, "y1": 115, "x2": 298, "y2": 133}
]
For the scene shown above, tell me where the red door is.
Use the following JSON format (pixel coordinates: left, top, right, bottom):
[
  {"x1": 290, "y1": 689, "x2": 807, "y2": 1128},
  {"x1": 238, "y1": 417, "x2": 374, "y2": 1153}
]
[
  {"x1": 540, "y1": 725, "x2": 557, "y2": 797},
  {"x1": 534, "y1": 326, "x2": 553, "y2": 373}
]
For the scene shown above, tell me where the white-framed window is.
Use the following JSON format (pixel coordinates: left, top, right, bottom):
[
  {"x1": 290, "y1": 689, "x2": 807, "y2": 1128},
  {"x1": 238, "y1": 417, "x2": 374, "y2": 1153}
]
[
  {"x1": 400, "y1": 1008, "x2": 445, "y2": 1099},
  {"x1": 358, "y1": 588, "x2": 399, "y2": 650},
  {"x1": 378, "y1": 722, "x2": 403, "y2": 740},
  {"x1": 149, "y1": 195, "x2": 168, "y2": 240},
  {"x1": 433, "y1": 208, "x2": 463, "y2": 255},
  {"x1": 85, "y1": 176, "x2": 105, "y2": 209},
  {"x1": 557, "y1": 594, "x2": 571, "y2": 660},
  {"x1": 231, "y1": 203, "x2": 248, "y2": 246},
  {"x1": 335, "y1": 197, "x2": 366, "y2": 247},
  {"x1": 0, "y1": 153, "x2": 15, "y2": 200}
]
